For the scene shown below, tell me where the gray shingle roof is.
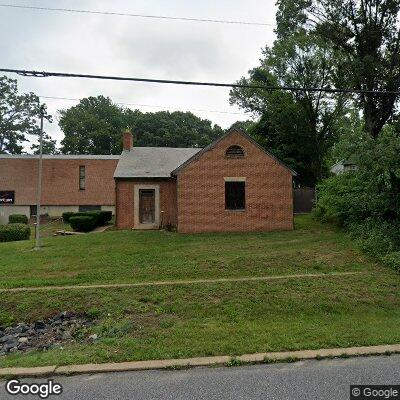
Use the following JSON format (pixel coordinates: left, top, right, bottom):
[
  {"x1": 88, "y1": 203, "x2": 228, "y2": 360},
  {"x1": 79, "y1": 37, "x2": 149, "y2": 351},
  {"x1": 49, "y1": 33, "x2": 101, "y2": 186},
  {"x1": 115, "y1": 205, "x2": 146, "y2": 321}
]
[{"x1": 114, "y1": 147, "x2": 201, "y2": 178}]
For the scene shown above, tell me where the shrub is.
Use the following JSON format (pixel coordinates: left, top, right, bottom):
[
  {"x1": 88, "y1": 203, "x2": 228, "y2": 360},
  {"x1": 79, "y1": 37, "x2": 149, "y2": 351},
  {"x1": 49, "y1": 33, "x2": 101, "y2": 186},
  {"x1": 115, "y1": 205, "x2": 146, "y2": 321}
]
[
  {"x1": 383, "y1": 252, "x2": 400, "y2": 272},
  {"x1": 69, "y1": 216, "x2": 97, "y2": 232},
  {"x1": 348, "y1": 219, "x2": 400, "y2": 258},
  {"x1": 8, "y1": 214, "x2": 28, "y2": 224},
  {"x1": 62, "y1": 212, "x2": 75, "y2": 223},
  {"x1": 0, "y1": 223, "x2": 31, "y2": 242},
  {"x1": 99, "y1": 211, "x2": 112, "y2": 225},
  {"x1": 315, "y1": 130, "x2": 400, "y2": 264},
  {"x1": 314, "y1": 173, "x2": 366, "y2": 226},
  {"x1": 73, "y1": 211, "x2": 102, "y2": 226}
]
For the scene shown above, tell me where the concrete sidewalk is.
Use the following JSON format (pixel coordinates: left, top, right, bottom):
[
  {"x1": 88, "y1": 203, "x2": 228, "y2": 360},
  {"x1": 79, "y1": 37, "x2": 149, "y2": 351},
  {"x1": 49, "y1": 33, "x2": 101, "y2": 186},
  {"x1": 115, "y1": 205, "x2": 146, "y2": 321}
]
[
  {"x1": 0, "y1": 271, "x2": 362, "y2": 293},
  {"x1": 1, "y1": 343, "x2": 399, "y2": 378}
]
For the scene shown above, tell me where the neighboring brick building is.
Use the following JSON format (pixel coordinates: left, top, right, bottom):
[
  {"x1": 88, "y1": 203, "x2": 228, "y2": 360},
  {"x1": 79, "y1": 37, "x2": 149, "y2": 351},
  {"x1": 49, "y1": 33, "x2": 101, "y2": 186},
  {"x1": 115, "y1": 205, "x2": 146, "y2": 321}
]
[
  {"x1": 0, "y1": 155, "x2": 118, "y2": 224},
  {"x1": 0, "y1": 129, "x2": 296, "y2": 231},
  {"x1": 114, "y1": 128, "x2": 296, "y2": 233}
]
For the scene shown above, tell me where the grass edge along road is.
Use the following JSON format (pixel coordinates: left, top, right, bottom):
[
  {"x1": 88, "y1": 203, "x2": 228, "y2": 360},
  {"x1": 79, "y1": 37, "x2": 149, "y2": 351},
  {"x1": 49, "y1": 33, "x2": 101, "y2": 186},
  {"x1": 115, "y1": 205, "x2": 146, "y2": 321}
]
[{"x1": 0, "y1": 216, "x2": 399, "y2": 367}]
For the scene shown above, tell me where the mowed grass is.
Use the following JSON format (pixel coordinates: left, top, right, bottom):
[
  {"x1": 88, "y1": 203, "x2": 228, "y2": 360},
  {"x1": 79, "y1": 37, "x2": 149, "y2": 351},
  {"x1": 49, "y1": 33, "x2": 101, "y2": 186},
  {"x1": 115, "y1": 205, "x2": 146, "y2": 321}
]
[
  {"x1": 0, "y1": 215, "x2": 371, "y2": 289},
  {"x1": 28, "y1": 218, "x2": 71, "y2": 239},
  {"x1": 1, "y1": 272, "x2": 400, "y2": 368},
  {"x1": 1, "y1": 215, "x2": 399, "y2": 368}
]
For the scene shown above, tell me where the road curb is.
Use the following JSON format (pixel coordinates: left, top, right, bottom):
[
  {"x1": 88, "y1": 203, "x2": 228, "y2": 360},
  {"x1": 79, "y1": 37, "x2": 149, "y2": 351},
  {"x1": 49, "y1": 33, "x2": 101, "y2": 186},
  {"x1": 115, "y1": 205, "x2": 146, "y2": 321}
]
[{"x1": 1, "y1": 344, "x2": 400, "y2": 378}]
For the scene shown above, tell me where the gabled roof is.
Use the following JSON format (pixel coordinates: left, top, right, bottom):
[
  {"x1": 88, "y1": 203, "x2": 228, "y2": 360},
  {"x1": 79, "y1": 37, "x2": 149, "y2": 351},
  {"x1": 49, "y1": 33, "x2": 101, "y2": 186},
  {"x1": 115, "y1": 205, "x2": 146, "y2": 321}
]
[
  {"x1": 113, "y1": 147, "x2": 200, "y2": 178},
  {"x1": 171, "y1": 128, "x2": 297, "y2": 176}
]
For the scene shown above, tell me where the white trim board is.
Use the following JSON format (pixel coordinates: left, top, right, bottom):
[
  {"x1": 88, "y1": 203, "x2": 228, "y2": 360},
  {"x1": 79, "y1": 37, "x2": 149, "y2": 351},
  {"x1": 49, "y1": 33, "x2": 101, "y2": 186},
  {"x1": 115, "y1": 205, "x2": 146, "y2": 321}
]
[{"x1": 133, "y1": 184, "x2": 160, "y2": 230}]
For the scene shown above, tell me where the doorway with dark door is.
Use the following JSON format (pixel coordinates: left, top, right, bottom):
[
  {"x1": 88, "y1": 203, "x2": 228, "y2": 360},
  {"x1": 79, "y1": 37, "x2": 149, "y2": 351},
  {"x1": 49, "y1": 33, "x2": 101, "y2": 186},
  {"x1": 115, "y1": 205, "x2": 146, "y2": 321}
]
[{"x1": 139, "y1": 189, "x2": 155, "y2": 224}]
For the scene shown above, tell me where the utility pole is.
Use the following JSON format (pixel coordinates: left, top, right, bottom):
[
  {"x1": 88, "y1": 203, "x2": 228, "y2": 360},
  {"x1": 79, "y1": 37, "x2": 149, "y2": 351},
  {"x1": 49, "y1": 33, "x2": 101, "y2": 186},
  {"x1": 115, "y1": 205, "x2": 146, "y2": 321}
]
[{"x1": 34, "y1": 105, "x2": 45, "y2": 250}]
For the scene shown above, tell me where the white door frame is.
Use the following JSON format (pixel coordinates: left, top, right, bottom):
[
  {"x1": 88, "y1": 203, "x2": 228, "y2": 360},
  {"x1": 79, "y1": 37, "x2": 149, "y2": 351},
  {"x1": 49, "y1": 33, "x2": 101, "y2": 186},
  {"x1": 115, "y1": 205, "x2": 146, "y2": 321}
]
[{"x1": 134, "y1": 184, "x2": 160, "y2": 229}]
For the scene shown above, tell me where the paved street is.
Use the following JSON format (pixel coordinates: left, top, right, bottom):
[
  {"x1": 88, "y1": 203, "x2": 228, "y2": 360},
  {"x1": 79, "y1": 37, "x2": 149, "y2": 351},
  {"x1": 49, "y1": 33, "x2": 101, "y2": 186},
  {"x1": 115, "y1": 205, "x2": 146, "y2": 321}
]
[{"x1": 1, "y1": 355, "x2": 399, "y2": 400}]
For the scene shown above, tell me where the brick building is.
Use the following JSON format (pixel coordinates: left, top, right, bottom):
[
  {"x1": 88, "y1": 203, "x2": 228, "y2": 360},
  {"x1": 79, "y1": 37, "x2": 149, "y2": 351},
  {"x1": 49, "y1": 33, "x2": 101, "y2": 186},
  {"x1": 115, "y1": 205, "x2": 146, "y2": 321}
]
[
  {"x1": 0, "y1": 128, "x2": 296, "y2": 231},
  {"x1": 0, "y1": 155, "x2": 118, "y2": 224},
  {"x1": 114, "y1": 128, "x2": 296, "y2": 233}
]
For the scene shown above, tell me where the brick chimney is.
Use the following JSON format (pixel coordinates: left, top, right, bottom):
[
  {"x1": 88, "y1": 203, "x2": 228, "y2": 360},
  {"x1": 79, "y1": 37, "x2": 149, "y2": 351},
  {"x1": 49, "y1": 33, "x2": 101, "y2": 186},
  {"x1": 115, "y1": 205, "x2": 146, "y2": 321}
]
[{"x1": 122, "y1": 129, "x2": 133, "y2": 151}]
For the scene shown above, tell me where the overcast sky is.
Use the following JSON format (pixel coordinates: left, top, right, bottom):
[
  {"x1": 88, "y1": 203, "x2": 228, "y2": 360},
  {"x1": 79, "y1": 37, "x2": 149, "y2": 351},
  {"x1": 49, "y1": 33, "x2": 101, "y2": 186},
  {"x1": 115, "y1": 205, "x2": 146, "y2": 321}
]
[{"x1": 0, "y1": 0, "x2": 277, "y2": 152}]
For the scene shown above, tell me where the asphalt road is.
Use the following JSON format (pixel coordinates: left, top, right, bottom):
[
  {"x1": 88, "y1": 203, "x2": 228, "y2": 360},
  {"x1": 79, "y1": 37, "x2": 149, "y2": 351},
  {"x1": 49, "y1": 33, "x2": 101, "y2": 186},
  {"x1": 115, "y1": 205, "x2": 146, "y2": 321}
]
[{"x1": 1, "y1": 355, "x2": 400, "y2": 400}]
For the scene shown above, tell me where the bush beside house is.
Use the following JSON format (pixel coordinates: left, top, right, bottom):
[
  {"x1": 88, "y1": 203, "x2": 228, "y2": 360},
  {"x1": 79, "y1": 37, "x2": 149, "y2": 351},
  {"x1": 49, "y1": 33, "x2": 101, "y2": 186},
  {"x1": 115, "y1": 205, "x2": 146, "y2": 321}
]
[
  {"x1": 0, "y1": 224, "x2": 30, "y2": 242},
  {"x1": 8, "y1": 214, "x2": 28, "y2": 224},
  {"x1": 62, "y1": 212, "x2": 75, "y2": 223},
  {"x1": 66, "y1": 210, "x2": 113, "y2": 232},
  {"x1": 69, "y1": 216, "x2": 98, "y2": 232}
]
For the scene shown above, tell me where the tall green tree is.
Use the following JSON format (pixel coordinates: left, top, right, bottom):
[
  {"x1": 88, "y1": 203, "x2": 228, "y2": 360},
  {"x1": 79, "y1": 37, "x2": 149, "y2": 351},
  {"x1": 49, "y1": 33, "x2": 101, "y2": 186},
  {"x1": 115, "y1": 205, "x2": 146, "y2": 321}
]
[
  {"x1": 276, "y1": 0, "x2": 400, "y2": 138},
  {"x1": 0, "y1": 76, "x2": 45, "y2": 154},
  {"x1": 230, "y1": 33, "x2": 345, "y2": 186},
  {"x1": 125, "y1": 109, "x2": 223, "y2": 148},
  {"x1": 59, "y1": 96, "x2": 224, "y2": 154},
  {"x1": 59, "y1": 96, "x2": 127, "y2": 154},
  {"x1": 228, "y1": 120, "x2": 255, "y2": 132},
  {"x1": 30, "y1": 133, "x2": 58, "y2": 155}
]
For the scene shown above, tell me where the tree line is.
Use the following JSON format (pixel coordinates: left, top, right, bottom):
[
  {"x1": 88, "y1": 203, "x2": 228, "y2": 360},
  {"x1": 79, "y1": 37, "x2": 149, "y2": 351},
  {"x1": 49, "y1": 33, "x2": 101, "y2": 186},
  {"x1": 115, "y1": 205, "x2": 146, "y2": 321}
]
[{"x1": 1, "y1": 0, "x2": 400, "y2": 189}]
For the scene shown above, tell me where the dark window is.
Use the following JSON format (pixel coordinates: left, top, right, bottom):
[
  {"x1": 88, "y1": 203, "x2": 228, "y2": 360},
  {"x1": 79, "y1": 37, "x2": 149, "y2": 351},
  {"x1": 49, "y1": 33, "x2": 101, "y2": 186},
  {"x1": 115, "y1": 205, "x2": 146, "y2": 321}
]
[
  {"x1": 226, "y1": 145, "x2": 245, "y2": 158},
  {"x1": 79, "y1": 166, "x2": 85, "y2": 190},
  {"x1": 225, "y1": 181, "x2": 245, "y2": 210},
  {"x1": 79, "y1": 205, "x2": 101, "y2": 212}
]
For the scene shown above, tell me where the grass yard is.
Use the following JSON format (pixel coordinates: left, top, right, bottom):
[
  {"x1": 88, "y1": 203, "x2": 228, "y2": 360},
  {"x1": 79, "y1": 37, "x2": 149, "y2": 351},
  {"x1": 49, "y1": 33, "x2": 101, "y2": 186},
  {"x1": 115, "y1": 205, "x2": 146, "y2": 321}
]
[
  {"x1": 0, "y1": 216, "x2": 372, "y2": 289},
  {"x1": 1, "y1": 215, "x2": 400, "y2": 368},
  {"x1": 28, "y1": 218, "x2": 71, "y2": 239}
]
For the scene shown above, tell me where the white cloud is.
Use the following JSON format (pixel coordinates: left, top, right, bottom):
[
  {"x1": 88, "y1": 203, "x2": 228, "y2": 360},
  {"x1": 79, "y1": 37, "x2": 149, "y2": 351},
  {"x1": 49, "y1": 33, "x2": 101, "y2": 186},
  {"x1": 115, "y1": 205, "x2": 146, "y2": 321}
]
[{"x1": 0, "y1": 0, "x2": 276, "y2": 152}]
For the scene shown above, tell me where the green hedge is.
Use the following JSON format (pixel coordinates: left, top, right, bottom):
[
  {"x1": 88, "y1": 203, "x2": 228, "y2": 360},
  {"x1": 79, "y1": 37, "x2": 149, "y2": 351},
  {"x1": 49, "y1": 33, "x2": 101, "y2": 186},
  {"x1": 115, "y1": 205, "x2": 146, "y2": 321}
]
[
  {"x1": 99, "y1": 211, "x2": 112, "y2": 225},
  {"x1": 8, "y1": 214, "x2": 28, "y2": 224},
  {"x1": 0, "y1": 223, "x2": 31, "y2": 242},
  {"x1": 69, "y1": 216, "x2": 97, "y2": 232},
  {"x1": 67, "y1": 210, "x2": 112, "y2": 232},
  {"x1": 74, "y1": 211, "x2": 102, "y2": 226},
  {"x1": 62, "y1": 212, "x2": 75, "y2": 223}
]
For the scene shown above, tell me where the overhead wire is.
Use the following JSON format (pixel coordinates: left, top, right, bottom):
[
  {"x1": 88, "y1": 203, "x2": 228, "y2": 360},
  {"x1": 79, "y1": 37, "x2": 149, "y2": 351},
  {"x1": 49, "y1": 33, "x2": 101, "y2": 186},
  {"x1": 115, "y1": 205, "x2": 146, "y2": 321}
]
[
  {"x1": 1, "y1": 68, "x2": 399, "y2": 95},
  {"x1": 0, "y1": 4, "x2": 274, "y2": 26}
]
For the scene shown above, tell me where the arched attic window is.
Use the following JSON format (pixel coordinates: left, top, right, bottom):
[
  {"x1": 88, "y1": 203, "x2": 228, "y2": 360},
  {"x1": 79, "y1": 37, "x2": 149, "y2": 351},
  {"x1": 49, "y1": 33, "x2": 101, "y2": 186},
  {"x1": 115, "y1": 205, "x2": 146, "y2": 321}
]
[{"x1": 225, "y1": 145, "x2": 245, "y2": 159}]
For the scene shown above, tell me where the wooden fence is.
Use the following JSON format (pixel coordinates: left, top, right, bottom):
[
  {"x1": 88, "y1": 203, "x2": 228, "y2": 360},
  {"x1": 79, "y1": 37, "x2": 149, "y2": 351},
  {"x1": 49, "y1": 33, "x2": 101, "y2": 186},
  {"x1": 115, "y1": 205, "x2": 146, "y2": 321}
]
[{"x1": 293, "y1": 187, "x2": 315, "y2": 214}]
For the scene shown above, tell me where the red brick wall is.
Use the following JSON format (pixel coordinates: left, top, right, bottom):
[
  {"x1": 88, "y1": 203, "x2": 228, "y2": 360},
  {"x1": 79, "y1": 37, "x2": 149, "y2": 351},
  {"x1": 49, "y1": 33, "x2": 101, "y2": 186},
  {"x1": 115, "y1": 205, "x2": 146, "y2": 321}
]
[
  {"x1": 176, "y1": 131, "x2": 294, "y2": 233},
  {"x1": 115, "y1": 179, "x2": 177, "y2": 229},
  {"x1": 0, "y1": 158, "x2": 118, "y2": 205}
]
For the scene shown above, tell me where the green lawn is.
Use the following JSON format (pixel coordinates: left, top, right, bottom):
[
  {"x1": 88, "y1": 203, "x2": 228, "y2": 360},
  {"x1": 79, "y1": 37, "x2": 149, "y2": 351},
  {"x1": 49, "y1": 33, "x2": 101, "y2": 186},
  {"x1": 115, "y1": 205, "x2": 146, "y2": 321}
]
[
  {"x1": 1, "y1": 216, "x2": 371, "y2": 289},
  {"x1": 28, "y1": 218, "x2": 71, "y2": 239},
  {"x1": 1, "y1": 215, "x2": 399, "y2": 369}
]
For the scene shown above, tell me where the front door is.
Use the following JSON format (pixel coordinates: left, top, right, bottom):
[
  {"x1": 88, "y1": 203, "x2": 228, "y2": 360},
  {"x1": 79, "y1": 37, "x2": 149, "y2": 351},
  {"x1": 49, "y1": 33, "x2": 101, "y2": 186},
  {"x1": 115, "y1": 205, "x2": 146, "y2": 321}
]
[{"x1": 139, "y1": 189, "x2": 155, "y2": 224}]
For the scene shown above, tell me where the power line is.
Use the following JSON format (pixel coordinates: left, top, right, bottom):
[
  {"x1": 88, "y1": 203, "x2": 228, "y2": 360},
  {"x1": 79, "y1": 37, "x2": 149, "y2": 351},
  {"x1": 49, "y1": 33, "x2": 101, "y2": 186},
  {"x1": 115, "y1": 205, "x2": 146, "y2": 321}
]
[
  {"x1": 38, "y1": 95, "x2": 249, "y2": 116},
  {"x1": 2, "y1": 68, "x2": 400, "y2": 95},
  {"x1": 0, "y1": 4, "x2": 274, "y2": 26}
]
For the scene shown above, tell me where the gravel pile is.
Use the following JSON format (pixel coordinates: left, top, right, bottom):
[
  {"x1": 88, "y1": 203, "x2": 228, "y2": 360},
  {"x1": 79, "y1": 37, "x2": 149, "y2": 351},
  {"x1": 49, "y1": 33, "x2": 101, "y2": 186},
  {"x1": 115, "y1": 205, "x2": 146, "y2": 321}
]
[{"x1": 0, "y1": 311, "x2": 96, "y2": 356}]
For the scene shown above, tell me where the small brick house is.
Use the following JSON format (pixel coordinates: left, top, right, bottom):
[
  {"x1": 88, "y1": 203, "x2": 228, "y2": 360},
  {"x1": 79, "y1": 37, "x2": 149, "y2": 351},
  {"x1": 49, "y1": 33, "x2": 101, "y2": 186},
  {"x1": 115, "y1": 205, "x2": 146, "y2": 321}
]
[{"x1": 114, "y1": 128, "x2": 296, "y2": 233}]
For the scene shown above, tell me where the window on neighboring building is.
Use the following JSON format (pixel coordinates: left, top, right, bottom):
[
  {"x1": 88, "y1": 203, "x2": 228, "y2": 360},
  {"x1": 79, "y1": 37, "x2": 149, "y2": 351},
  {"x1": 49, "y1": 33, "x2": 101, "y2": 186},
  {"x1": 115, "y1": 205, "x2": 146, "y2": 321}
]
[
  {"x1": 225, "y1": 181, "x2": 246, "y2": 210},
  {"x1": 79, "y1": 205, "x2": 101, "y2": 212},
  {"x1": 225, "y1": 145, "x2": 245, "y2": 158},
  {"x1": 79, "y1": 166, "x2": 85, "y2": 190}
]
